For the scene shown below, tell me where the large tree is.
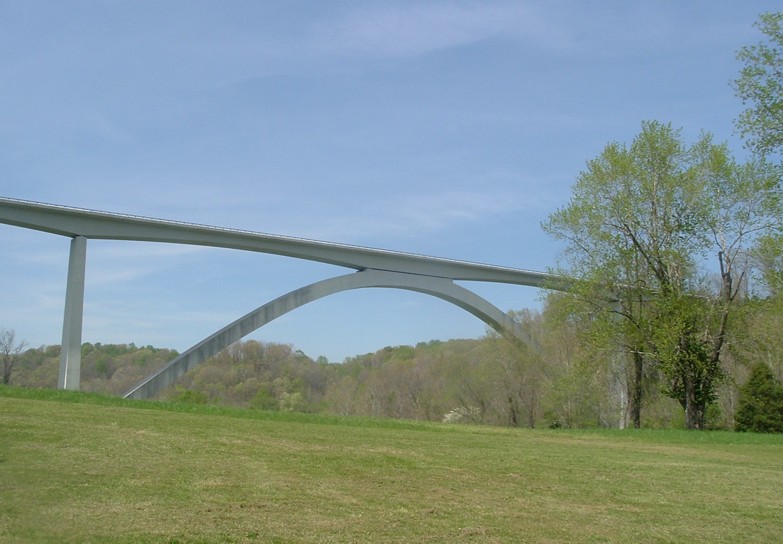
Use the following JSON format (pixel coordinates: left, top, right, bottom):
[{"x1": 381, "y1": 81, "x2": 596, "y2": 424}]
[
  {"x1": 733, "y1": 12, "x2": 783, "y2": 158},
  {"x1": 543, "y1": 121, "x2": 781, "y2": 429}
]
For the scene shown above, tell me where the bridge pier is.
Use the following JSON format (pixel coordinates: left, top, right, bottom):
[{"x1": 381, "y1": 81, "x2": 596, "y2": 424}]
[{"x1": 58, "y1": 235, "x2": 86, "y2": 390}]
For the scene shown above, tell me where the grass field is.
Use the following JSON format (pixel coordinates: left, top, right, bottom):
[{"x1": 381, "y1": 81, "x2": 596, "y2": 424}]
[{"x1": 1, "y1": 386, "x2": 782, "y2": 543}]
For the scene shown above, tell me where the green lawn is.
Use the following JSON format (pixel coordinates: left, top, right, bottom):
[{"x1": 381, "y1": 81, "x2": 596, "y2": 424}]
[{"x1": 1, "y1": 387, "x2": 782, "y2": 543}]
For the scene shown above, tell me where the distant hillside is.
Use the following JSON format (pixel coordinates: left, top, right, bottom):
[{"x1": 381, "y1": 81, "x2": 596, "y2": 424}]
[
  {"x1": 13, "y1": 342, "x2": 179, "y2": 396},
  {"x1": 10, "y1": 328, "x2": 730, "y2": 430},
  {"x1": 12, "y1": 337, "x2": 535, "y2": 425}
]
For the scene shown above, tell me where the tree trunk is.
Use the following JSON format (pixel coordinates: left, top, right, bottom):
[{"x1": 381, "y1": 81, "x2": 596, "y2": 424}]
[
  {"x1": 526, "y1": 389, "x2": 538, "y2": 429},
  {"x1": 507, "y1": 395, "x2": 519, "y2": 427},
  {"x1": 630, "y1": 351, "x2": 644, "y2": 429},
  {"x1": 684, "y1": 377, "x2": 703, "y2": 430}
]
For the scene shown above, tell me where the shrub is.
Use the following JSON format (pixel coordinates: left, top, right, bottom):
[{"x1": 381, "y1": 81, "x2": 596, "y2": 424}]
[{"x1": 735, "y1": 363, "x2": 783, "y2": 433}]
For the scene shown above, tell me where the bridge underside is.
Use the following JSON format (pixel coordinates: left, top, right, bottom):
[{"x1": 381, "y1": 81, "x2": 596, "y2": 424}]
[{"x1": 124, "y1": 268, "x2": 531, "y2": 399}]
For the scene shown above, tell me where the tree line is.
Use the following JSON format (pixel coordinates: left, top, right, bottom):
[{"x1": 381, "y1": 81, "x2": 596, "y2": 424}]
[{"x1": 4, "y1": 302, "x2": 783, "y2": 432}]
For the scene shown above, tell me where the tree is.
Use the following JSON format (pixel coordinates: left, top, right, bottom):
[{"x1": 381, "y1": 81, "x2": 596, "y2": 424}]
[
  {"x1": 543, "y1": 121, "x2": 782, "y2": 429},
  {"x1": 735, "y1": 362, "x2": 783, "y2": 433},
  {"x1": 1, "y1": 328, "x2": 27, "y2": 385},
  {"x1": 733, "y1": 12, "x2": 783, "y2": 157},
  {"x1": 481, "y1": 311, "x2": 549, "y2": 428},
  {"x1": 753, "y1": 234, "x2": 783, "y2": 295}
]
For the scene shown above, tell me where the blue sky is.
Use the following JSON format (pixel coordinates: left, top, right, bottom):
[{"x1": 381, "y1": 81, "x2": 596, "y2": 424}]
[{"x1": 1, "y1": 1, "x2": 778, "y2": 362}]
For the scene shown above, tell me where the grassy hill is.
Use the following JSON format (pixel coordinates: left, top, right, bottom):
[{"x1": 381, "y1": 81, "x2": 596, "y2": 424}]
[{"x1": 2, "y1": 386, "x2": 782, "y2": 543}]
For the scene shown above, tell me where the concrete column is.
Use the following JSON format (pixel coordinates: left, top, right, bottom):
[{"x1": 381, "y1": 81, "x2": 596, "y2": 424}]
[{"x1": 58, "y1": 235, "x2": 87, "y2": 390}]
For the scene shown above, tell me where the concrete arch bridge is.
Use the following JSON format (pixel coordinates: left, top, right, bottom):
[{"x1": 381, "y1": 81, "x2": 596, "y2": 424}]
[{"x1": 0, "y1": 197, "x2": 566, "y2": 399}]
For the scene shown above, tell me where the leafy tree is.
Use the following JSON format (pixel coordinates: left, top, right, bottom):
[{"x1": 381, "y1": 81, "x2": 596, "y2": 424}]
[
  {"x1": 753, "y1": 234, "x2": 783, "y2": 295},
  {"x1": 543, "y1": 121, "x2": 782, "y2": 429},
  {"x1": 735, "y1": 362, "x2": 783, "y2": 432},
  {"x1": 1, "y1": 328, "x2": 27, "y2": 385},
  {"x1": 733, "y1": 12, "x2": 783, "y2": 157},
  {"x1": 540, "y1": 294, "x2": 634, "y2": 428},
  {"x1": 173, "y1": 388, "x2": 209, "y2": 405},
  {"x1": 481, "y1": 311, "x2": 549, "y2": 428}
]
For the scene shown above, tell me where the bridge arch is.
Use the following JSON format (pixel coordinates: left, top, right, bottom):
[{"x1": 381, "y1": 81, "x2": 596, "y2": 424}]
[{"x1": 125, "y1": 268, "x2": 531, "y2": 399}]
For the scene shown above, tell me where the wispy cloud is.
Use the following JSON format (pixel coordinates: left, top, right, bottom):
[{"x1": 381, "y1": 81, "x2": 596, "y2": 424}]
[
  {"x1": 286, "y1": 186, "x2": 537, "y2": 244},
  {"x1": 85, "y1": 242, "x2": 208, "y2": 287},
  {"x1": 306, "y1": 2, "x2": 564, "y2": 59},
  {"x1": 393, "y1": 188, "x2": 527, "y2": 229},
  {"x1": 82, "y1": 303, "x2": 242, "y2": 349}
]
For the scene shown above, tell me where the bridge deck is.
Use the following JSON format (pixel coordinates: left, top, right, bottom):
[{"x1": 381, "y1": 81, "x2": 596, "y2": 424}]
[{"x1": 0, "y1": 197, "x2": 564, "y2": 288}]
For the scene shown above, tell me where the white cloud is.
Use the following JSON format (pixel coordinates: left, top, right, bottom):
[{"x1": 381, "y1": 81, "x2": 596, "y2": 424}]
[{"x1": 306, "y1": 2, "x2": 563, "y2": 59}]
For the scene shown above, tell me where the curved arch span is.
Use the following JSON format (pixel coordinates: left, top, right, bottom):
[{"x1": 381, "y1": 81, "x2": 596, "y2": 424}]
[{"x1": 125, "y1": 268, "x2": 530, "y2": 399}]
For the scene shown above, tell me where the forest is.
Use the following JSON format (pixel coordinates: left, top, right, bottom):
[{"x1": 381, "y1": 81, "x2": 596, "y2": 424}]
[
  {"x1": 4, "y1": 13, "x2": 783, "y2": 432},
  {"x1": 5, "y1": 291, "x2": 783, "y2": 432}
]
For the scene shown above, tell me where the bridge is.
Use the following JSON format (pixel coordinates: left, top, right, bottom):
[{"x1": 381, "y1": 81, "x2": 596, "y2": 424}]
[{"x1": 0, "y1": 197, "x2": 567, "y2": 399}]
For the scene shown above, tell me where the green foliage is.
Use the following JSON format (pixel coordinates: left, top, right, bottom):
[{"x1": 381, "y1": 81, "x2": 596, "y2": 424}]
[
  {"x1": 734, "y1": 12, "x2": 783, "y2": 156},
  {"x1": 13, "y1": 342, "x2": 178, "y2": 394},
  {"x1": 735, "y1": 363, "x2": 783, "y2": 433},
  {"x1": 250, "y1": 387, "x2": 278, "y2": 411},
  {"x1": 651, "y1": 294, "x2": 724, "y2": 425},
  {"x1": 543, "y1": 121, "x2": 782, "y2": 429},
  {"x1": 754, "y1": 234, "x2": 783, "y2": 295},
  {"x1": 173, "y1": 387, "x2": 209, "y2": 405},
  {"x1": 1, "y1": 328, "x2": 27, "y2": 385},
  {"x1": 6, "y1": 317, "x2": 764, "y2": 432}
]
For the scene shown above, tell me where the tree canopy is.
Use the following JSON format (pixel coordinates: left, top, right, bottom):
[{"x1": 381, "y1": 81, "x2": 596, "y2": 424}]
[
  {"x1": 543, "y1": 121, "x2": 782, "y2": 429},
  {"x1": 734, "y1": 12, "x2": 783, "y2": 157}
]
